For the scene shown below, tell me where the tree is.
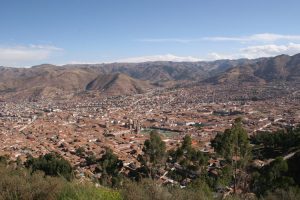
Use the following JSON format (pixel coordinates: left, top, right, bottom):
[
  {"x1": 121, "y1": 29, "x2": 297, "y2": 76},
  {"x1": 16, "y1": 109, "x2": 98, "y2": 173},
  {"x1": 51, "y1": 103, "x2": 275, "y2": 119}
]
[
  {"x1": 287, "y1": 152, "x2": 300, "y2": 185},
  {"x1": 97, "y1": 148, "x2": 123, "y2": 187},
  {"x1": 169, "y1": 135, "x2": 208, "y2": 183},
  {"x1": 24, "y1": 153, "x2": 73, "y2": 180},
  {"x1": 251, "y1": 127, "x2": 300, "y2": 159},
  {"x1": 182, "y1": 135, "x2": 193, "y2": 151},
  {"x1": 252, "y1": 157, "x2": 294, "y2": 195},
  {"x1": 211, "y1": 118, "x2": 251, "y2": 193},
  {"x1": 75, "y1": 147, "x2": 85, "y2": 157},
  {"x1": 86, "y1": 154, "x2": 97, "y2": 166},
  {"x1": 139, "y1": 131, "x2": 166, "y2": 179},
  {"x1": 0, "y1": 155, "x2": 9, "y2": 164}
]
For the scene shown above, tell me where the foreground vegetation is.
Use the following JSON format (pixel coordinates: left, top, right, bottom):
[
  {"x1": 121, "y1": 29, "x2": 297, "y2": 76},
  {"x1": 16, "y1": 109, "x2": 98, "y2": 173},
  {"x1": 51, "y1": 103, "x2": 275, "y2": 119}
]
[
  {"x1": 0, "y1": 164, "x2": 121, "y2": 200},
  {"x1": 0, "y1": 119, "x2": 300, "y2": 199}
]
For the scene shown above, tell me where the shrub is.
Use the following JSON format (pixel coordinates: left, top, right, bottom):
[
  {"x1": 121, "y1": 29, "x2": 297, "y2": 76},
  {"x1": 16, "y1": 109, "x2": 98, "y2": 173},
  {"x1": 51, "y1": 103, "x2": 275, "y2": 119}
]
[
  {"x1": 0, "y1": 164, "x2": 64, "y2": 200},
  {"x1": 121, "y1": 179, "x2": 213, "y2": 200},
  {"x1": 57, "y1": 184, "x2": 121, "y2": 200},
  {"x1": 25, "y1": 153, "x2": 73, "y2": 180},
  {"x1": 0, "y1": 164, "x2": 121, "y2": 200}
]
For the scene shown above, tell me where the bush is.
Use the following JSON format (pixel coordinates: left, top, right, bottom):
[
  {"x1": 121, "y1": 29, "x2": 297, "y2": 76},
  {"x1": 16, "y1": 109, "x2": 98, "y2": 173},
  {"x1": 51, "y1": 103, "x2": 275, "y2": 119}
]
[
  {"x1": 121, "y1": 179, "x2": 213, "y2": 200},
  {"x1": 57, "y1": 184, "x2": 121, "y2": 200},
  {"x1": 0, "y1": 164, "x2": 65, "y2": 200},
  {"x1": 25, "y1": 153, "x2": 73, "y2": 180},
  {"x1": 0, "y1": 164, "x2": 121, "y2": 200},
  {"x1": 262, "y1": 187, "x2": 300, "y2": 200},
  {"x1": 75, "y1": 147, "x2": 85, "y2": 157}
]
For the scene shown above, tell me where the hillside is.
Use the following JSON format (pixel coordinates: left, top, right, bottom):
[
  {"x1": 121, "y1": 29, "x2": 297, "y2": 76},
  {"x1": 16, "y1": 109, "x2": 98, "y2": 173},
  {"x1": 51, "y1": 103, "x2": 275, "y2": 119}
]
[
  {"x1": 86, "y1": 73, "x2": 154, "y2": 95},
  {"x1": 0, "y1": 54, "x2": 300, "y2": 100},
  {"x1": 0, "y1": 65, "x2": 99, "y2": 100},
  {"x1": 0, "y1": 59, "x2": 253, "y2": 100},
  {"x1": 205, "y1": 65, "x2": 266, "y2": 84},
  {"x1": 64, "y1": 59, "x2": 256, "y2": 82},
  {"x1": 205, "y1": 53, "x2": 300, "y2": 84}
]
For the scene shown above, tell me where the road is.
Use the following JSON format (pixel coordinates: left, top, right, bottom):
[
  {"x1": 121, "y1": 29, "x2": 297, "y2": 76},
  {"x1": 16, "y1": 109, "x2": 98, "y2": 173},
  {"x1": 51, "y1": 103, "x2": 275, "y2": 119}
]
[{"x1": 265, "y1": 149, "x2": 300, "y2": 165}]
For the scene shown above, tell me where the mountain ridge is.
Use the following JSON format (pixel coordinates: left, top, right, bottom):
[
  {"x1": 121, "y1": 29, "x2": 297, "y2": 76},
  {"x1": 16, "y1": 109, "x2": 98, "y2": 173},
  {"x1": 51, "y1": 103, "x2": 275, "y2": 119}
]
[
  {"x1": 1, "y1": 53, "x2": 300, "y2": 100},
  {"x1": 204, "y1": 53, "x2": 300, "y2": 84}
]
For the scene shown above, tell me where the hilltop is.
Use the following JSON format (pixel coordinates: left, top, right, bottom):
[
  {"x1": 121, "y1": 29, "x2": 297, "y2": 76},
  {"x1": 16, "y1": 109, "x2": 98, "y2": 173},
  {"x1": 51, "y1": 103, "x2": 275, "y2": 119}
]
[
  {"x1": 205, "y1": 54, "x2": 300, "y2": 84},
  {"x1": 0, "y1": 53, "x2": 300, "y2": 100}
]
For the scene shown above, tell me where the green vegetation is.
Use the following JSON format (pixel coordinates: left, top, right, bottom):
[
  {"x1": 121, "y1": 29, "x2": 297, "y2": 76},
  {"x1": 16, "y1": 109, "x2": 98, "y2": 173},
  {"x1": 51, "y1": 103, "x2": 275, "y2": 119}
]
[
  {"x1": 86, "y1": 154, "x2": 97, "y2": 166},
  {"x1": 97, "y1": 148, "x2": 123, "y2": 187},
  {"x1": 262, "y1": 187, "x2": 300, "y2": 200},
  {"x1": 25, "y1": 153, "x2": 73, "y2": 180},
  {"x1": 1, "y1": 123, "x2": 300, "y2": 199},
  {"x1": 121, "y1": 179, "x2": 213, "y2": 200},
  {"x1": 138, "y1": 131, "x2": 167, "y2": 179},
  {"x1": 192, "y1": 123, "x2": 205, "y2": 129},
  {"x1": 0, "y1": 155, "x2": 9, "y2": 164},
  {"x1": 168, "y1": 135, "x2": 208, "y2": 183},
  {"x1": 249, "y1": 126, "x2": 300, "y2": 198},
  {"x1": 211, "y1": 118, "x2": 252, "y2": 193},
  {"x1": 0, "y1": 164, "x2": 121, "y2": 200},
  {"x1": 57, "y1": 184, "x2": 121, "y2": 200},
  {"x1": 140, "y1": 128, "x2": 180, "y2": 137},
  {"x1": 75, "y1": 147, "x2": 86, "y2": 157},
  {"x1": 251, "y1": 127, "x2": 300, "y2": 159},
  {"x1": 251, "y1": 157, "x2": 294, "y2": 195}
]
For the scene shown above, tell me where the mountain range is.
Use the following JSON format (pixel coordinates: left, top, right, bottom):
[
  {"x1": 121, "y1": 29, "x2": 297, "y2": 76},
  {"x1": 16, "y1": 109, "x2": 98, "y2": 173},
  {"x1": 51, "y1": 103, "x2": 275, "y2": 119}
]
[
  {"x1": 1, "y1": 53, "x2": 299, "y2": 100},
  {"x1": 206, "y1": 54, "x2": 300, "y2": 84}
]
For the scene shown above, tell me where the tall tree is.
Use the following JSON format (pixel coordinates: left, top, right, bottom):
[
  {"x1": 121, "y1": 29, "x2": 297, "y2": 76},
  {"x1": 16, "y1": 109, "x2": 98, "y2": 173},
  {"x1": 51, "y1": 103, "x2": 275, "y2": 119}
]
[
  {"x1": 98, "y1": 148, "x2": 123, "y2": 187},
  {"x1": 169, "y1": 135, "x2": 208, "y2": 182},
  {"x1": 139, "y1": 131, "x2": 166, "y2": 179},
  {"x1": 211, "y1": 118, "x2": 251, "y2": 193}
]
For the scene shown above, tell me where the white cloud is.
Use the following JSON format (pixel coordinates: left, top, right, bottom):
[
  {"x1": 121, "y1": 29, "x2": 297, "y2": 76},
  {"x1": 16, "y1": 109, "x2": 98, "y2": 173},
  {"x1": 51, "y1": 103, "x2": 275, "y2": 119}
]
[
  {"x1": 205, "y1": 53, "x2": 235, "y2": 60},
  {"x1": 66, "y1": 54, "x2": 202, "y2": 64},
  {"x1": 136, "y1": 38, "x2": 200, "y2": 43},
  {"x1": 205, "y1": 43, "x2": 300, "y2": 60},
  {"x1": 240, "y1": 43, "x2": 300, "y2": 58},
  {"x1": 204, "y1": 33, "x2": 300, "y2": 43},
  {"x1": 70, "y1": 44, "x2": 300, "y2": 65},
  {"x1": 116, "y1": 54, "x2": 202, "y2": 63},
  {"x1": 0, "y1": 45, "x2": 62, "y2": 67},
  {"x1": 139, "y1": 33, "x2": 300, "y2": 44}
]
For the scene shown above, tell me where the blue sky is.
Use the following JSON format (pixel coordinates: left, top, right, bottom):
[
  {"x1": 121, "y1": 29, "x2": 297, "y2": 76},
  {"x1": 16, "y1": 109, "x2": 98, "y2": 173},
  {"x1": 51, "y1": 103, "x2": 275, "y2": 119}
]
[{"x1": 1, "y1": 0, "x2": 300, "y2": 67}]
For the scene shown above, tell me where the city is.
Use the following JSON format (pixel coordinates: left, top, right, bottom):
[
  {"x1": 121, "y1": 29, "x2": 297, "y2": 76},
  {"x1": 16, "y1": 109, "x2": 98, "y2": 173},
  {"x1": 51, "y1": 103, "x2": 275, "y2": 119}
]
[{"x1": 1, "y1": 1, "x2": 300, "y2": 199}]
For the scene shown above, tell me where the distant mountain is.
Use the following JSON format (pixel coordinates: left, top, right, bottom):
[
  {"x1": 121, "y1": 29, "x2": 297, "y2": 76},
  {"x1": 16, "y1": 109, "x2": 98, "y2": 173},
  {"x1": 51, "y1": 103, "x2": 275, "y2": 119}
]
[
  {"x1": 0, "y1": 66, "x2": 98, "y2": 100},
  {"x1": 86, "y1": 73, "x2": 153, "y2": 95},
  {"x1": 0, "y1": 54, "x2": 299, "y2": 100},
  {"x1": 205, "y1": 65, "x2": 266, "y2": 84},
  {"x1": 63, "y1": 59, "x2": 255, "y2": 82},
  {"x1": 205, "y1": 54, "x2": 300, "y2": 84}
]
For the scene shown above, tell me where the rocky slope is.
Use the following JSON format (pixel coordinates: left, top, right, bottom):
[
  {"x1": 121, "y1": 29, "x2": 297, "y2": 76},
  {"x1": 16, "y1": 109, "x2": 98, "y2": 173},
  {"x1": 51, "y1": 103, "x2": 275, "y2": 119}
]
[
  {"x1": 1, "y1": 54, "x2": 299, "y2": 100},
  {"x1": 205, "y1": 54, "x2": 300, "y2": 84}
]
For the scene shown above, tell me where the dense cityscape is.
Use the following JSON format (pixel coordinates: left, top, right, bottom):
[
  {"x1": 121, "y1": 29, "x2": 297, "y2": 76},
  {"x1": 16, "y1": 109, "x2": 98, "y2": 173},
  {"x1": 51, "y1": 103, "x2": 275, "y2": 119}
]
[
  {"x1": 1, "y1": 1, "x2": 300, "y2": 199},
  {"x1": 1, "y1": 80, "x2": 300, "y2": 199}
]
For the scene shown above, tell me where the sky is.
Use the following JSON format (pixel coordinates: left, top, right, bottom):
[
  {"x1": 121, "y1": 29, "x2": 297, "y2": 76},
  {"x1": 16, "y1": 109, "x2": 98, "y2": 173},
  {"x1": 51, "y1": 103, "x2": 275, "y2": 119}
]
[{"x1": 1, "y1": 0, "x2": 300, "y2": 67}]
